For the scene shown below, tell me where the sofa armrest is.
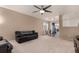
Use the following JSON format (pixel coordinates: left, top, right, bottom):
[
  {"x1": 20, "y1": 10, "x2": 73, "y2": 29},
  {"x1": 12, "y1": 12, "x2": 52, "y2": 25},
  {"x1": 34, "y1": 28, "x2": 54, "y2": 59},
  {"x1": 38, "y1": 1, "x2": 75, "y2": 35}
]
[
  {"x1": 34, "y1": 32, "x2": 38, "y2": 35},
  {"x1": 4, "y1": 39, "x2": 13, "y2": 50}
]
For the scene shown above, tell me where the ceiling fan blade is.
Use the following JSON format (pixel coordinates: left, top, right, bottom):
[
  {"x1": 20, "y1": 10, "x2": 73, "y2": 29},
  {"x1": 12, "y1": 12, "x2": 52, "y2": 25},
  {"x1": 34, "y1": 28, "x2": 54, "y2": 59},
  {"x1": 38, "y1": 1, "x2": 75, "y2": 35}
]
[
  {"x1": 34, "y1": 5, "x2": 41, "y2": 10},
  {"x1": 45, "y1": 10, "x2": 52, "y2": 13},
  {"x1": 43, "y1": 5, "x2": 52, "y2": 10},
  {"x1": 32, "y1": 10, "x2": 39, "y2": 13}
]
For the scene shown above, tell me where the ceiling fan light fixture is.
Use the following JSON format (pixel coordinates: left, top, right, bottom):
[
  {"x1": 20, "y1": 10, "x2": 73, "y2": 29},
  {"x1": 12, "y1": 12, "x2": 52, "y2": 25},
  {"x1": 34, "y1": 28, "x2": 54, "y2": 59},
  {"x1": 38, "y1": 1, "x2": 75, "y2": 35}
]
[
  {"x1": 33, "y1": 5, "x2": 52, "y2": 15},
  {"x1": 40, "y1": 10, "x2": 45, "y2": 14}
]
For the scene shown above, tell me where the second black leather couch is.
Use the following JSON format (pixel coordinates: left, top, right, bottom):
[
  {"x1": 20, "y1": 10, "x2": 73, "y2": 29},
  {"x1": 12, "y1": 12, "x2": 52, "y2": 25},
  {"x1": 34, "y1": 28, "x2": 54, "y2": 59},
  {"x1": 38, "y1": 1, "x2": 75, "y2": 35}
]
[
  {"x1": 15, "y1": 30, "x2": 38, "y2": 43},
  {"x1": 0, "y1": 36, "x2": 13, "y2": 53}
]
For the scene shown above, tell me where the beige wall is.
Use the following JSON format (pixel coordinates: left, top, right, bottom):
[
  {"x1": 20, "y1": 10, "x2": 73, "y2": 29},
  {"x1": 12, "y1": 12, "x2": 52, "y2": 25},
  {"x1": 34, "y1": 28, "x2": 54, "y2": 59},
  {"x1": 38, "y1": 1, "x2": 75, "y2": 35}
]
[
  {"x1": 34, "y1": 19, "x2": 44, "y2": 35},
  {"x1": 59, "y1": 15, "x2": 79, "y2": 41},
  {"x1": 0, "y1": 7, "x2": 43, "y2": 40},
  {"x1": 60, "y1": 27, "x2": 79, "y2": 40}
]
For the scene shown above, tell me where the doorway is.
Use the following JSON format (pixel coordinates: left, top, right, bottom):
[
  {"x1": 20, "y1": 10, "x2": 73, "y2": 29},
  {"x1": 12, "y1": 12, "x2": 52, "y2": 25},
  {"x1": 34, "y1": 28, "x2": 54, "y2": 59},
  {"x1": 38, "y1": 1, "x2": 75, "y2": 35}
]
[
  {"x1": 42, "y1": 16, "x2": 60, "y2": 37},
  {"x1": 43, "y1": 21, "x2": 49, "y2": 35},
  {"x1": 50, "y1": 16, "x2": 60, "y2": 37}
]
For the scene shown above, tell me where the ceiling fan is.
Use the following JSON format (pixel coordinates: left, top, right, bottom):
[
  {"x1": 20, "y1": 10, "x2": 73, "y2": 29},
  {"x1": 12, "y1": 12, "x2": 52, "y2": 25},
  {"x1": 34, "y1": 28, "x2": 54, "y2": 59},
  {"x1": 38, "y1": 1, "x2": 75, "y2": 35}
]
[{"x1": 33, "y1": 5, "x2": 52, "y2": 15}]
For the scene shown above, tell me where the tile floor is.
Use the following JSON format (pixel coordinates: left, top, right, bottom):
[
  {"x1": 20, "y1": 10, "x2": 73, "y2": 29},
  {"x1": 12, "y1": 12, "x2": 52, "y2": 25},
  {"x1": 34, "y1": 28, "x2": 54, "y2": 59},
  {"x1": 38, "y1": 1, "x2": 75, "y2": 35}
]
[{"x1": 9, "y1": 35, "x2": 75, "y2": 53}]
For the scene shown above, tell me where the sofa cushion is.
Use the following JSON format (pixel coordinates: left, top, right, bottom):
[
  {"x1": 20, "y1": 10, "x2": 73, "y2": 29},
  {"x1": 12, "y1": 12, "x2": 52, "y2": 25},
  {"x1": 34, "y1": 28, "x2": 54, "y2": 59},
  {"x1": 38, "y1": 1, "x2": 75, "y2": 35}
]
[{"x1": 21, "y1": 31, "x2": 33, "y2": 35}]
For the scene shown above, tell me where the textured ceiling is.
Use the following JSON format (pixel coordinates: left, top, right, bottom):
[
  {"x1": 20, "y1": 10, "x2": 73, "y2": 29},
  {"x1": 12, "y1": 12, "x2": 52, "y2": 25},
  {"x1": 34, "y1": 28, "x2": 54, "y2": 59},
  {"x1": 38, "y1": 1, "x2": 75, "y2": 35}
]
[{"x1": 0, "y1": 5, "x2": 79, "y2": 20}]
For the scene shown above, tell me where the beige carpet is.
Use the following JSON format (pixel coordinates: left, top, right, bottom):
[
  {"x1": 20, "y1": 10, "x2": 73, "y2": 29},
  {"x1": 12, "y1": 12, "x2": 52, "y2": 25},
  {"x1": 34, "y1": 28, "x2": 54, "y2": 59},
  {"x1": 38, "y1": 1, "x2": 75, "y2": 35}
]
[{"x1": 9, "y1": 35, "x2": 75, "y2": 53}]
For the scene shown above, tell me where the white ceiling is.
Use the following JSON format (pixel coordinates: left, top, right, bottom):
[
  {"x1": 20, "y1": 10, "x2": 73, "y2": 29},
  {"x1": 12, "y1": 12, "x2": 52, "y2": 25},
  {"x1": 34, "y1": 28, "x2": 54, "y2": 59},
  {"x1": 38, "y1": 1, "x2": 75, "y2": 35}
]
[{"x1": 1, "y1": 5, "x2": 79, "y2": 21}]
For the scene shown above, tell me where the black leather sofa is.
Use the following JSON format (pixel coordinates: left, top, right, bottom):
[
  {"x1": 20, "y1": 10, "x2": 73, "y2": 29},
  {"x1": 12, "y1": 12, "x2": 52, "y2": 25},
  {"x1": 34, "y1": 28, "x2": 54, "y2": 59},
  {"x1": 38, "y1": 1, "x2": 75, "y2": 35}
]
[
  {"x1": 0, "y1": 41, "x2": 13, "y2": 53},
  {"x1": 15, "y1": 30, "x2": 38, "y2": 43},
  {"x1": 0, "y1": 36, "x2": 13, "y2": 53},
  {"x1": 74, "y1": 35, "x2": 79, "y2": 53}
]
